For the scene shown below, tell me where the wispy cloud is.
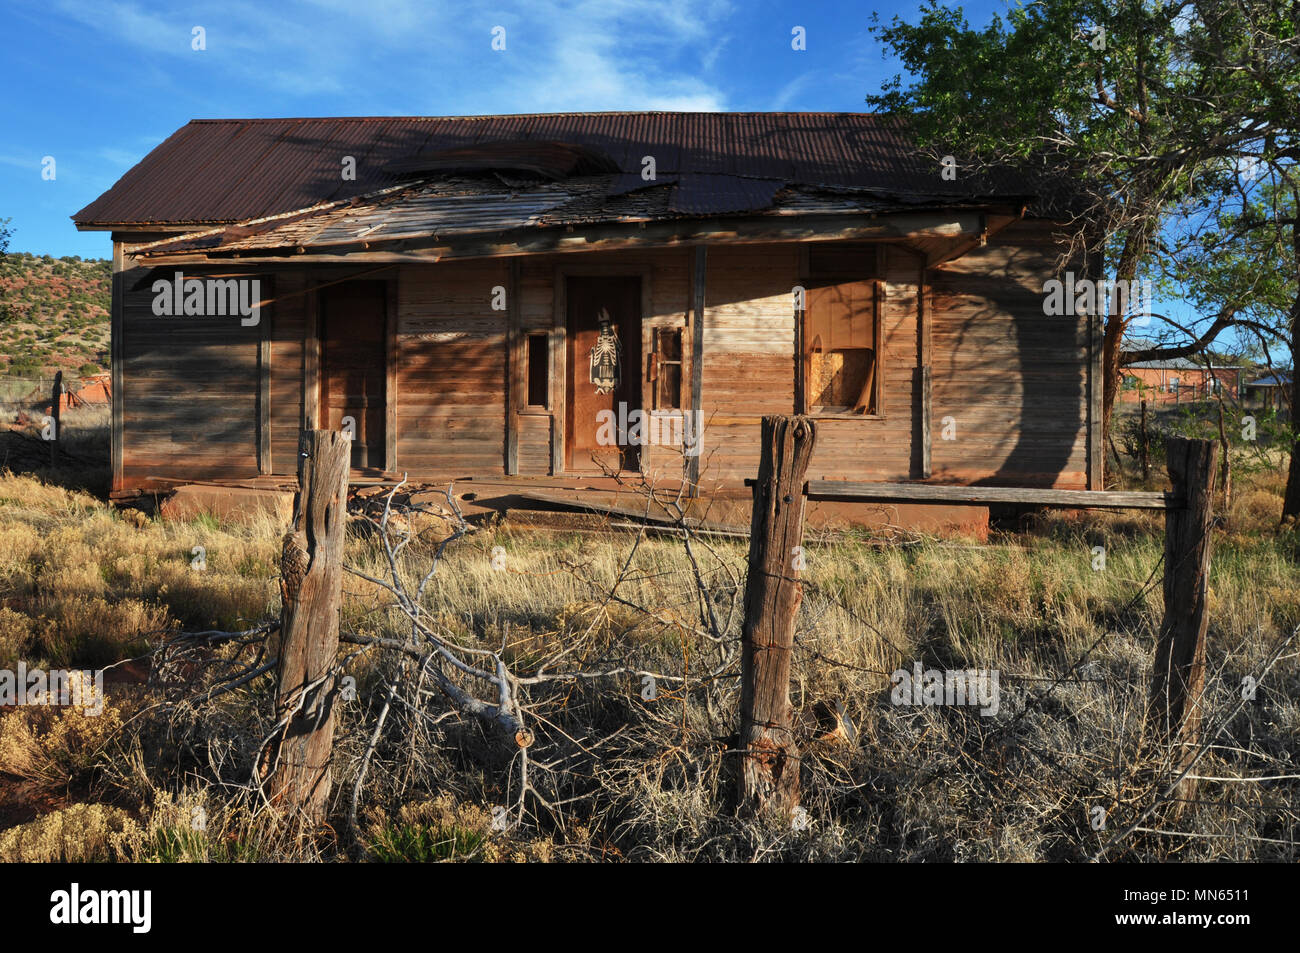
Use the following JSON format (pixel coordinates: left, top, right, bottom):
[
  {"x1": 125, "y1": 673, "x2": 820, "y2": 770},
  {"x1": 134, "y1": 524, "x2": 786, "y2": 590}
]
[
  {"x1": 771, "y1": 71, "x2": 819, "y2": 110},
  {"x1": 484, "y1": 0, "x2": 731, "y2": 112},
  {"x1": 45, "y1": 0, "x2": 731, "y2": 112}
]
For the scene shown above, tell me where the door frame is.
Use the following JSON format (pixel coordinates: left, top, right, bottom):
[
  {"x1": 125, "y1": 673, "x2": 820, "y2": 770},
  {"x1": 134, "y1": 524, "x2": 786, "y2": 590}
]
[
  {"x1": 551, "y1": 264, "x2": 653, "y2": 475},
  {"x1": 303, "y1": 272, "x2": 398, "y2": 474}
]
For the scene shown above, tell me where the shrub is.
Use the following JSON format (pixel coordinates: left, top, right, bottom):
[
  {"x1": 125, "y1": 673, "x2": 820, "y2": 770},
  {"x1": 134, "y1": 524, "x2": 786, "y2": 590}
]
[
  {"x1": 0, "y1": 803, "x2": 140, "y2": 862},
  {"x1": 0, "y1": 672, "x2": 126, "y2": 790},
  {"x1": 0, "y1": 606, "x2": 33, "y2": 665}
]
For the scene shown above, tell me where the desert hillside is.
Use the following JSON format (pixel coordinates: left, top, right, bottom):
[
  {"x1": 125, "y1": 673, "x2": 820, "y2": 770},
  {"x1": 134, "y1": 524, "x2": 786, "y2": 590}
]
[{"x1": 0, "y1": 252, "x2": 110, "y2": 379}]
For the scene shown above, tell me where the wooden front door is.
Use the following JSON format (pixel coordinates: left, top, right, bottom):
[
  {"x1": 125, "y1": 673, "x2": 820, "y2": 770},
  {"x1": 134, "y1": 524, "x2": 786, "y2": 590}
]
[
  {"x1": 319, "y1": 280, "x2": 387, "y2": 469},
  {"x1": 565, "y1": 276, "x2": 642, "y2": 472}
]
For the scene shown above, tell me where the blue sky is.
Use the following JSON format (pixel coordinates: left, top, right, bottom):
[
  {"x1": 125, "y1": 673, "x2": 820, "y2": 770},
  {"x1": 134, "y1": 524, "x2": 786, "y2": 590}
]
[
  {"x1": 0, "y1": 0, "x2": 1232, "y2": 353},
  {"x1": 0, "y1": 0, "x2": 1018, "y2": 259}
]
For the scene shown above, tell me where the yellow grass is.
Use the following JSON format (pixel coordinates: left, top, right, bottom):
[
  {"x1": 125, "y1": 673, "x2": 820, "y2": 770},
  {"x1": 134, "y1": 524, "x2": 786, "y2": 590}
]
[{"x1": 0, "y1": 463, "x2": 1295, "y2": 861}]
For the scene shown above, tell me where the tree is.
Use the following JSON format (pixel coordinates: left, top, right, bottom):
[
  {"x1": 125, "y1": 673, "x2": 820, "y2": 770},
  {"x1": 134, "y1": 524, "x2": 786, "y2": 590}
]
[
  {"x1": 0, "y1": 219, "x2": 11, "y2": 325},
  {"x1": 1158, "y1": 175, "x2": 1300, "y2": 518},
  {"x1": 867, "y1": 0, "x2": 1300, "y2": 481}
]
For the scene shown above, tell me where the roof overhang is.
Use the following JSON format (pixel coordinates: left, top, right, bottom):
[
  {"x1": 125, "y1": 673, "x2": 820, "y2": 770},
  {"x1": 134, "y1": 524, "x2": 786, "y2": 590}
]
[{"x1": 126, "y1": 209, "x2": 990, "y2": 265}]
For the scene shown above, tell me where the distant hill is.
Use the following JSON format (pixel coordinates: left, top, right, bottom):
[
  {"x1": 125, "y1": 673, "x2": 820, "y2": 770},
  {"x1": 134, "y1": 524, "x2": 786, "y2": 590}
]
[{"x1": 0, "y1": 252, "x2": 111, "y2": 378}]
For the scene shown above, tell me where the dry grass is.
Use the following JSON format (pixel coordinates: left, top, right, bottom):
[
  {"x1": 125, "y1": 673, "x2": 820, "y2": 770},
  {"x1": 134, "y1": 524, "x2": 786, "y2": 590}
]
[{"x1": 0, "y1": 461, "x2": 1296, "y2": 862}]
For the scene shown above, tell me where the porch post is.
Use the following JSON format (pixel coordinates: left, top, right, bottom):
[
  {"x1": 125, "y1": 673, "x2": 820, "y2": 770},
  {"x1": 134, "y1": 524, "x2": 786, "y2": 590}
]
[
  {"x1": 687, "y1": 245, "x2": 706, "y2": 496},
  {"x1": 506, "y1": 258, "x2": 521, "y2": 475}
]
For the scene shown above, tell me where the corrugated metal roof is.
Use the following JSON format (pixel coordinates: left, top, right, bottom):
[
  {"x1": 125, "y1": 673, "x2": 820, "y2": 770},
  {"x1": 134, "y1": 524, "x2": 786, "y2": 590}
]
[
  {"x1": 1126, "y1": 358, "x2": 1224, "y2": 370},
  {"x1": 668, "y1": 174, "x2": 784, "y2": 214},
  {"x1": 75, "y1": 112, "x2": 1041, "y2": 228},
  {"x1": 1247, "y1": 373, "x2": 1292, "y2": 387}
]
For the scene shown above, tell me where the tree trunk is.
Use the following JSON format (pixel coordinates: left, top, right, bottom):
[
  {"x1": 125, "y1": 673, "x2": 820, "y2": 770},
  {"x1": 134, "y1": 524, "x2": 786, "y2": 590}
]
[
  {"x1": 1101, "y1": 223, "x2": 1154, "y2": 485},
  {"x1": 1214, "y1": 390, "x2": 1232, "y2": 518},
  {"x1": 738, "y1": 415, "x2": 816, "y2": 819},
  {"x1": 1282, "y1": 255, "x2": 1300, "y2": 520},
  {"x1": 1148, "y1": 437, "x2": 1217, "y2": 813},
  {"x1": 269, "y1": 430, "x2": 350, "y2": 822}
]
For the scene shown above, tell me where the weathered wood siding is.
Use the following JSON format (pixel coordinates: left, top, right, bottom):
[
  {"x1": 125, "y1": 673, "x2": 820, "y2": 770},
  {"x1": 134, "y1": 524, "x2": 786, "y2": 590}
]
[
  {"x1": 696, "y1": 244, "x2": 798, "y2": 483},
  {"x1": 692, "y1": 242, "x2": 921, "y2": 484},
  {"x1": 115, "y1": 226, "x2": 1089, "y2": 494},
  {"x1": 269, "y1": 272, "x2": 306, "y2": 474},
  {"x1": 396, "y1": 260, "x2": 508, "y2": 476},
  {"x1": 119, "y1": 265, "x2": 264, "y2": 484},
  {"x1": 927, "y1": 220, "x2": 1089, "y2": 488}
]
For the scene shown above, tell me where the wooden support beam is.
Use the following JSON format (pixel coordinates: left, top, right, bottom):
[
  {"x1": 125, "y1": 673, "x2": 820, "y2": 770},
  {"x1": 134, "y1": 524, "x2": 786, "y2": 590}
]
[
  {"x1": 687, "y1": 245, "x2": 706, "y2": 496},
  {"x1": 384, "y1": 275, "x2": 398, "y2": 473},
  {"x1": 806, "y1": 480, "x2": 1179, "y2": 509},
  {"x1": 739, "y1": 415, "x2": 816, "y2": 819},
  {"x1": 268, "y1": 429, "x2": 350, "y2": 822},
  {"x1": 506, "y1": 258, "x2": 521, "y2": 475},
  {"x1": 918, "y1": 250, "x2": 932, "y2": 479},
  {"x1": 920, "y1": 365, "x2": 932, "y2": 479},
  {"x1": 1148, "y1": 437, "x2": 1217, "y2": 813},
  {"x1": 110, "y1": 243, "x2": 125, "y2": 493},
  {"x1": 302, "y1": 279, "x2": 319, "y2": 433},
  {"x1": 258, "y1": 289, "x2": 272, "y2": 475},
  {"x1": 550, "y1": 270, "x2": 566, "y2": 475},
  {"x1": 926, "y1": 211, "x2": 1022, "y2": 268},
  {"x1": 1088, "y1": 309, "x2": 1104, "y2": 490}
]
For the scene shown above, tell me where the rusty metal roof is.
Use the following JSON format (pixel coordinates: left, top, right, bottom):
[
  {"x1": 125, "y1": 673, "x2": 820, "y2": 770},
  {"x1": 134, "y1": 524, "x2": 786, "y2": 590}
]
[
  {"x1": 668, "y1": 174, "x2": 785, "y2": 215},
  {"x1": 74, "y1": 112, "x2": 1039, "y2": 228}
]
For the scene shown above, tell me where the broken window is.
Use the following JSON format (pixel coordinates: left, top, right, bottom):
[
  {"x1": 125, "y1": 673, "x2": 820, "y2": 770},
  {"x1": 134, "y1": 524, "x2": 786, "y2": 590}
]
[
  {"x1": 526, "y1": 332, "x2": 549, "y2": 408},
  {"x1": 649, "y1": 326, "x2": 684, "y2": 409},
  {"x1": 801, "y1": 280, "x2": 879, "y2": 415}
]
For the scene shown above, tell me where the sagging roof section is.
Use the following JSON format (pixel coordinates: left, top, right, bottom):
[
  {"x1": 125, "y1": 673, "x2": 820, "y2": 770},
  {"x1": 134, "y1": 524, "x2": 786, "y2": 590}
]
[
  {"x1": 74, "y1": 112, "x2": 1045, "y2": 229},
  {"x1": 126, "y1": 173, "x2": 999, "y2": 262}
]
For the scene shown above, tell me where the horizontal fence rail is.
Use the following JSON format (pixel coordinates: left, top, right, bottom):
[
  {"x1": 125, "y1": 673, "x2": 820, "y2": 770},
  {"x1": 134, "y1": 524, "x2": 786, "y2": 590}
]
[{"x1": 803, "y1": 480, "x2": 1182, "y2": 510}]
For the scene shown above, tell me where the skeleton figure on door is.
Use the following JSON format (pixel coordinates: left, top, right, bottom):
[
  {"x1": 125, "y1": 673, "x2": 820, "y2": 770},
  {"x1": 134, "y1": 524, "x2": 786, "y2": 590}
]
[{"x1": 589, "y1": 307, "x2": 622, "y2": 394}]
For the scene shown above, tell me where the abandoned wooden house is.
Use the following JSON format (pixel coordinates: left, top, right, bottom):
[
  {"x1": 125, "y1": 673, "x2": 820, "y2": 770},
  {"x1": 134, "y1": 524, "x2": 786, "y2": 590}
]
[{"x1": 73, "y1": 112, "x2": 1100, "y2": 532}]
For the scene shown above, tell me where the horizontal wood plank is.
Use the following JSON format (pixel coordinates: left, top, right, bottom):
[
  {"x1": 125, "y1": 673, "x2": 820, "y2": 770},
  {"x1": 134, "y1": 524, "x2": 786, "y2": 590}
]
[{"x1": 806, "y1": 480, "x2": 1180, "y2": 509}]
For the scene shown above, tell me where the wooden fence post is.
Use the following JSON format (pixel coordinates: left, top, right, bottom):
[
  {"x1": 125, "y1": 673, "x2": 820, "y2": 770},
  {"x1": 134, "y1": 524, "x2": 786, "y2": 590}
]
[
  {"x1": 1139, "y1": 397, "x2": 1150, "y2": 483},
  {"x1": 50, "y1": 371, "x2": 62, "y2": 467},
  {"x1": 269, "y1": 429, "x2": 350, "y2": 821},
  {"x1": 738, "y1": 414, "x2": 816, "y2": 818},
  {"x1": 1148, "y1": 437, "x2": 1217, "y2": 810}
]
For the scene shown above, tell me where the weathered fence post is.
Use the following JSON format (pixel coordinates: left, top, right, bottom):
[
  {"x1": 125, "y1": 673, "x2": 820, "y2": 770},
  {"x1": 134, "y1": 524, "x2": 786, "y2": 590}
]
[
  {"x1": 1139, "y1": 397, "x2": 1150, "y2": 483},
  {"x1": 1148, "y1": 437, "x2": 1217, "y2": 811},
  {"x1": 50, "y1": 371, "x2": 62, "y2": 467},
  {"x1": 738, "y1": 414, "x2": 816, "y2": 818},
  {"x1": 269, "y1": 429, "x2": 350, "y2": 821}
]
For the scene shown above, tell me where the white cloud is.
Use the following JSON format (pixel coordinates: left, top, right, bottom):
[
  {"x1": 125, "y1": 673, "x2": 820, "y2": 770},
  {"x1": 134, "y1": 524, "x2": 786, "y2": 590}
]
[
  {"x1": 481, "y1": 0, "x2": 731, "y2": 112},
  {"x1": 771, "y1": 71, "x2": 818, "y2": 111},
  {"x1": 44, "y1": 0, "x2": 731, "y2": 113}
]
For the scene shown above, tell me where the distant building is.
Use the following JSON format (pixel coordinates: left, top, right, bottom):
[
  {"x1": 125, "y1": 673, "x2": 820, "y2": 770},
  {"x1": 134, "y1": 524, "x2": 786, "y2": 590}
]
[
  {"x1": 1120, "y1": 337, "x2": 1242, "y2": 404},
  {"x1": 1244, "y1": 372, "x2": 1293, "y2": 412}
]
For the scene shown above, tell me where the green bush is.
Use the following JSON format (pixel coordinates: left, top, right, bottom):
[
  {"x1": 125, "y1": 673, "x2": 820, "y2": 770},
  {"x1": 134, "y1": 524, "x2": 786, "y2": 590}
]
[{"x1": 367, "y1": 822, "x2": 487, "y2": 862}]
